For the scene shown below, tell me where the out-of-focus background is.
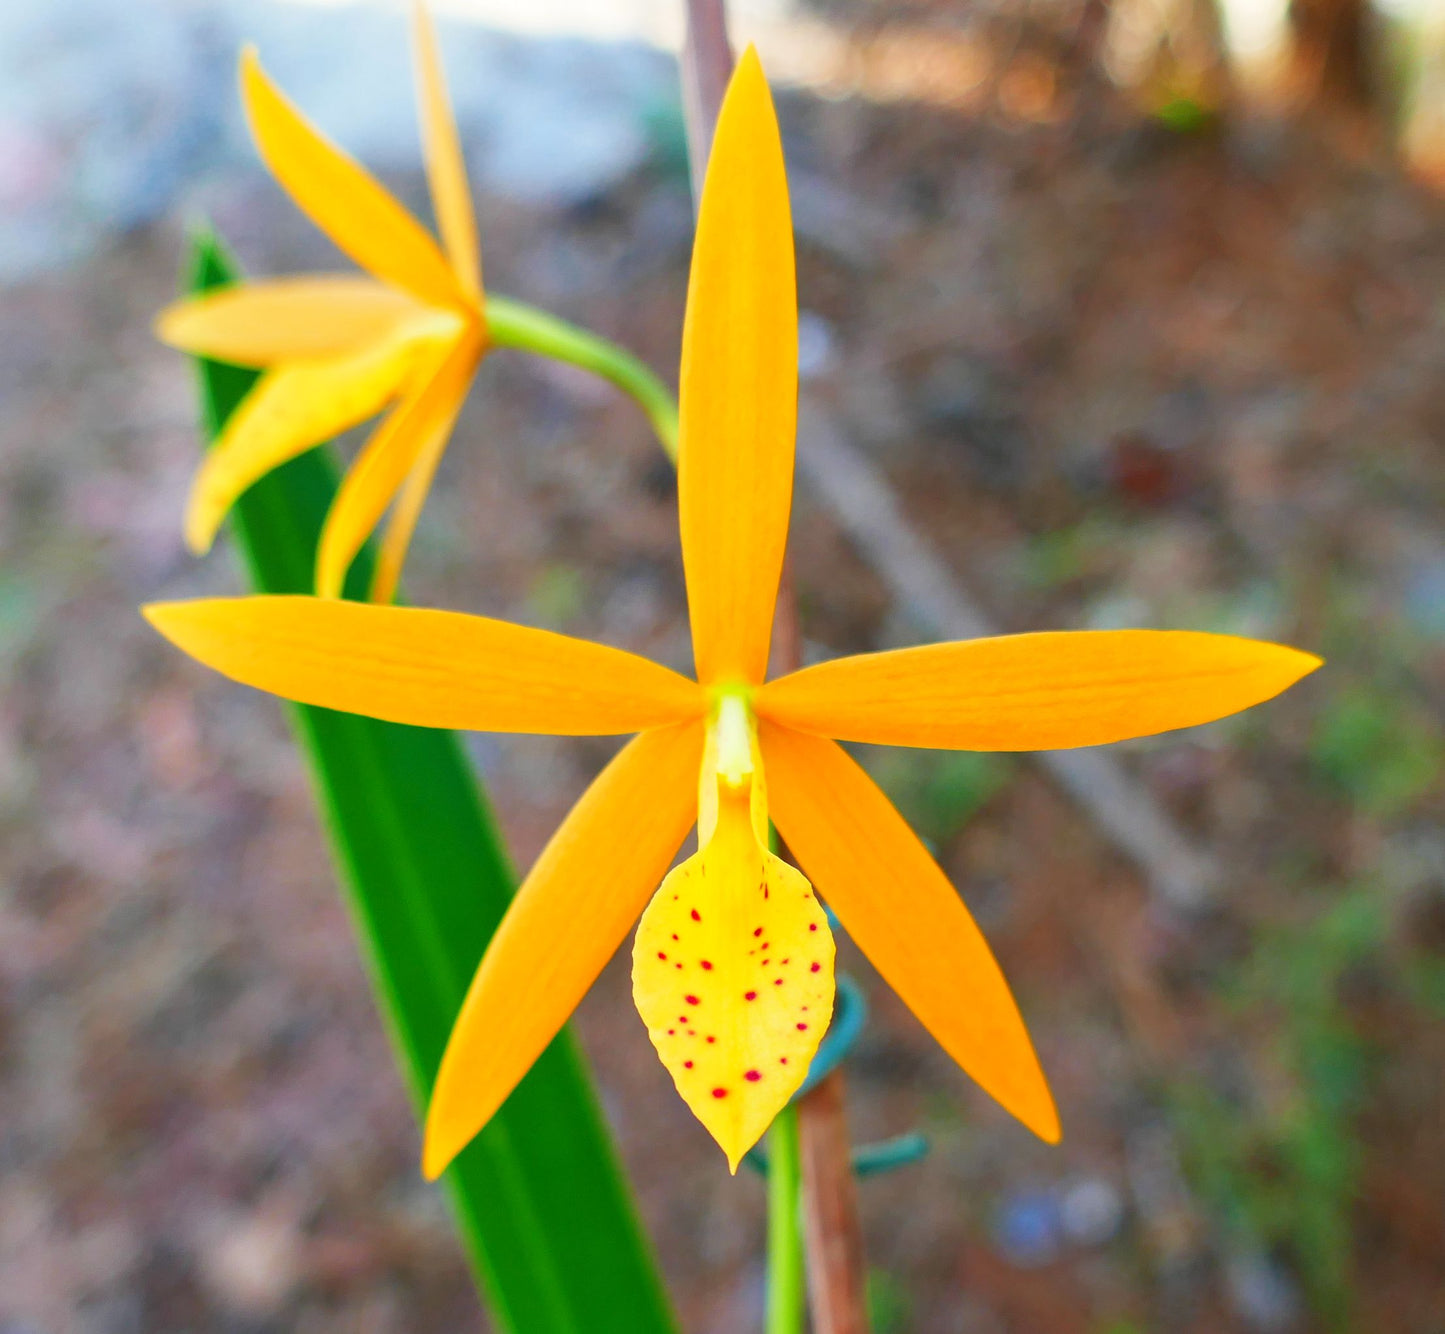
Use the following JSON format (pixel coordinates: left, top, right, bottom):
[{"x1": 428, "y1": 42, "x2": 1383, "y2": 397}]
[{"x1": 3, "y1": 0, "x2": 1444, "y2": 1329}]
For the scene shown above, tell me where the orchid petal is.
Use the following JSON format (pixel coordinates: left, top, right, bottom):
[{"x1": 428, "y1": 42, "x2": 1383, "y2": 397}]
[
  {"x1": 314, "y1": 332, "x2": 478, "y2": 599},
  {"x1": 424, "y1": 718, "x2": 704, "y2": 1178},
  {"x1": 760, "y1": 718, "x2": 1059, "y2": 1143},
  {"x1": 143, "y1": 596, "x2": 708, "y2": 734},
  {"x1": 678, "y1": 46, "x2": 797, "y2": 687},
  {"x1": 184, "y1": 326, "x2": 431, "y2": 553},
  {"x1": 156, "y1": 277, "x2": 425, "y2": 366},
  {"x1": 241, "y1": 46, "x2": 463, "y2": 308},
  {"x1": 367, "y1": 406, "x2": 455, "y2": 605},
  {"x1": 411, "y1": 0, "x2": 481, "y2": 299},
  {"x1": 756, "y1": 631, "x2": 1322, "y2": 751}
]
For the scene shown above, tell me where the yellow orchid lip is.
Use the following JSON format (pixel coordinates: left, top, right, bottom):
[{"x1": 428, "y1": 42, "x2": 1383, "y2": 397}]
[{"x1": 145, "y1": 42, "x2": 1322, "y2": 1177}]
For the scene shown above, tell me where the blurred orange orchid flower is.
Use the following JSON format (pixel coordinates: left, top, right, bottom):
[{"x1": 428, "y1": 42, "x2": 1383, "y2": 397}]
[
  {"x1": 156, "y1": 2, "x2": 483, "y2": 604},
  {"x1": 144, "y1": 50, "x2": 1320, "y2": 1173}
]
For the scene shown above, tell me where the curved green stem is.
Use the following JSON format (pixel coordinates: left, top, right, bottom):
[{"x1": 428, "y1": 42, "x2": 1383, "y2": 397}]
[
  {"x1": 766, "y1": 1105, "x2": 806, "y2": 1334},
  {"x1": 485, "y1": 295, "x2": 679, "y2": 461}
]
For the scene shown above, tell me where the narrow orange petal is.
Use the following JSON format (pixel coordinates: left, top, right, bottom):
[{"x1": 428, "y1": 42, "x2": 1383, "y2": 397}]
[
  {"x1": 678, "y1": 46, "x2": 797, "y2": 687},
  {"x1": 367, "y1": 407, "x2": 455, "y2": 605},
  {"x1": 759, "y1": 719, "x2": 1059, "y2": 1143},
  {"x1": 313, "y1": 333, "x2": 479, "y2": 599},
  {"x1": 424, "y1": 718, "x2": 704, "y2": 1177},
  {"x1": 634, "y1": 782, "x2": 832, "y2": 1171},
  {"x1": 143, "y1": 596, "x2": 708, "y2": 734},
  {"x1": 756, "y1": 631, "x2": 1323, "y2": 751},
  {"x1": 155, "y1": 277, "x2": 425, "y2": 365},
  {"x1": 412, "y1": 0, "x2": 482, "y2": 299},
  {"x1": 183, "y1": 326, "x2": 433, "y2": 554},
  {"x1": 240, "y1": 46, "x2": 462, "y2": 308}
]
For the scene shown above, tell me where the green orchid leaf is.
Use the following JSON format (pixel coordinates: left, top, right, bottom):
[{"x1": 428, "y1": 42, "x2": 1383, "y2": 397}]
[{"x1": 182, "y1": 230, "x2": 677, "y2": 1334}]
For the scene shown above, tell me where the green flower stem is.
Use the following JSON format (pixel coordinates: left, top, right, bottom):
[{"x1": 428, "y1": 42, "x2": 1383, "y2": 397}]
[
  {"x1": 767, "y1": 1105, "x2": 806, "y2": 1334},
  {"x1": 485, "y1": 295, "x2": 679, "y2": 461}
]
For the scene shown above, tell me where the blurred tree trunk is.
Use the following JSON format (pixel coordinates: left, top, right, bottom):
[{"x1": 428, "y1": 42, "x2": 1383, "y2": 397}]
[{"x1": 1288, "y1": 0, "x2": 1373, "y2": 112}]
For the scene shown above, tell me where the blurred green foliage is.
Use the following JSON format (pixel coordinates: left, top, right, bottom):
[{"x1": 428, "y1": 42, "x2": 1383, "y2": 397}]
[
  {"x1": 1016, "y1": 519, "x2": 1121, "y2": 593},
  {"x1": 1154, "y1": 97, "x2": 1215, "y2": 134},
  {"x1": 527, "y1": 561, "x2": 589, "y2": 629},
  {"x1": 866, "y1": 747, "x2": 1011, "y2": 848},
  {"x1": 1310, "y1": 686, "x2": 1444, "y2": 819},
  {"x1": 865, "y1": 1269, "x2": 912, "y2": 1334},
  {"x1": 1169, "y1": 885, "x2": 1399, "y2": 1330}
]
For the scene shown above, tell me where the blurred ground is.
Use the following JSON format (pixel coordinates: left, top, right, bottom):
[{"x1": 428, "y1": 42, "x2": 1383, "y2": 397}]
[{"x1": 2, "y1": 1, "x2": 1445, "y2": 1332}]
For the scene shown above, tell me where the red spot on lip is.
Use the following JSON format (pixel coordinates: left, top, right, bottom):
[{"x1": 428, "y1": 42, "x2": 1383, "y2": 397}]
[
  {"x1": 810, "y1": 962, "x2": 821, "y2": 973},
  {"x1": 667, "y1": 1029, "x2": 675, "y2": 1035},
  {"x1": 675, "y1": 963, "x2": 683, "y2": 969},
  {"x1": 797, "y1": 1022, "x2": 809, "y2": 1030},
  {"x1": 780, "y1": 1057, "x2": 789, "y2": 1064},
  {"x1": 761, "y1": 942, "x2": 770, "y2": 950},
  {"x1": 744, "y1": 1070, "x2": 761, "y2": 1082},
  {"x1": 690, "y1": 909, "x2": 702, "y2": 922},
  {"x1": 700, "y1": 960, "x2": 713, "y2": 970},
  {"x1": 671, "y1": 934, "x2": 679, "y2": 941},
  {"x1": 657, "y1": 952, "x2": 667, "y2": 960},
  {"x1": 684, "y1": 1060, "x2": 693, "y2": 1068},
  {"x1": 744, "y1": 991, "x2": 757, "y2": 1001},
  {"x1": 685, "y1": 995, "x2": 700, "y2": 1005},
  {"x1": 753, "y1": 927, "x2": 763, "y2": 937},
  {"x1": 711, "y1": 1087, "x2": 728, "y2": 1098},
  {"x1": 774, "y1": 978, "x2": 784, "y2": 986},
  {"x1": 809, "y1": 924, "x2": 818, "y2": 932},
  {"x1": 706, "y1": 1035, "x2": 716, "y2": 1043}
]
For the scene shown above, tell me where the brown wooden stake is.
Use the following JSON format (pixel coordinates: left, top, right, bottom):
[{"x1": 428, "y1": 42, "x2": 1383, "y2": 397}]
[
  {"x1": 677, "y1": 5, "x2": 871, "y2": 1330},
  {"x1": 795, "y1": 1070, "x2": 870, "y2": 1334},
  {"x1": 680, "y1": 0, "x2": 734, "y2": 203}
]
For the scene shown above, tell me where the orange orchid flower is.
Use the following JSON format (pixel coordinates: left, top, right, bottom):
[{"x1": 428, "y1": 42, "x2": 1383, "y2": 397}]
[
  {"x1": 144, "y1": 49, "x2": 1320, "y2": 1174},
  {"x1": 156, "y1": 2, "x2": 483, "y2": 604}
]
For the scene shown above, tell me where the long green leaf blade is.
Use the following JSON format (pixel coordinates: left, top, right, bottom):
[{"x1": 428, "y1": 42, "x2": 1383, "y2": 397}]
[{"x1": 183, "y1": 231, "x2": 677, "y2": 1334}]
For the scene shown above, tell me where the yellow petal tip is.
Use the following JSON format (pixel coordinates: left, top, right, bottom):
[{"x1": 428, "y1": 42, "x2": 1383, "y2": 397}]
[
  {"x1": 1032, "y1": 1097, "x2": 1063, "y2": 1146},
  {"x1": 183, "y1": 494, "x2": 220, "y2": 556},
  {"x1": 153, "y1": 302, "x2": 187, "y2": 350},
  {"x1": 420, "y1": 1132, "x2": 453, "y2": 1182},
  {"x1": 1005, "y1": 1057, "x2": 1061, "y2": 1145},
  {"x1": 141, "y1": 600, "x2": 192, "y2": 646}
]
